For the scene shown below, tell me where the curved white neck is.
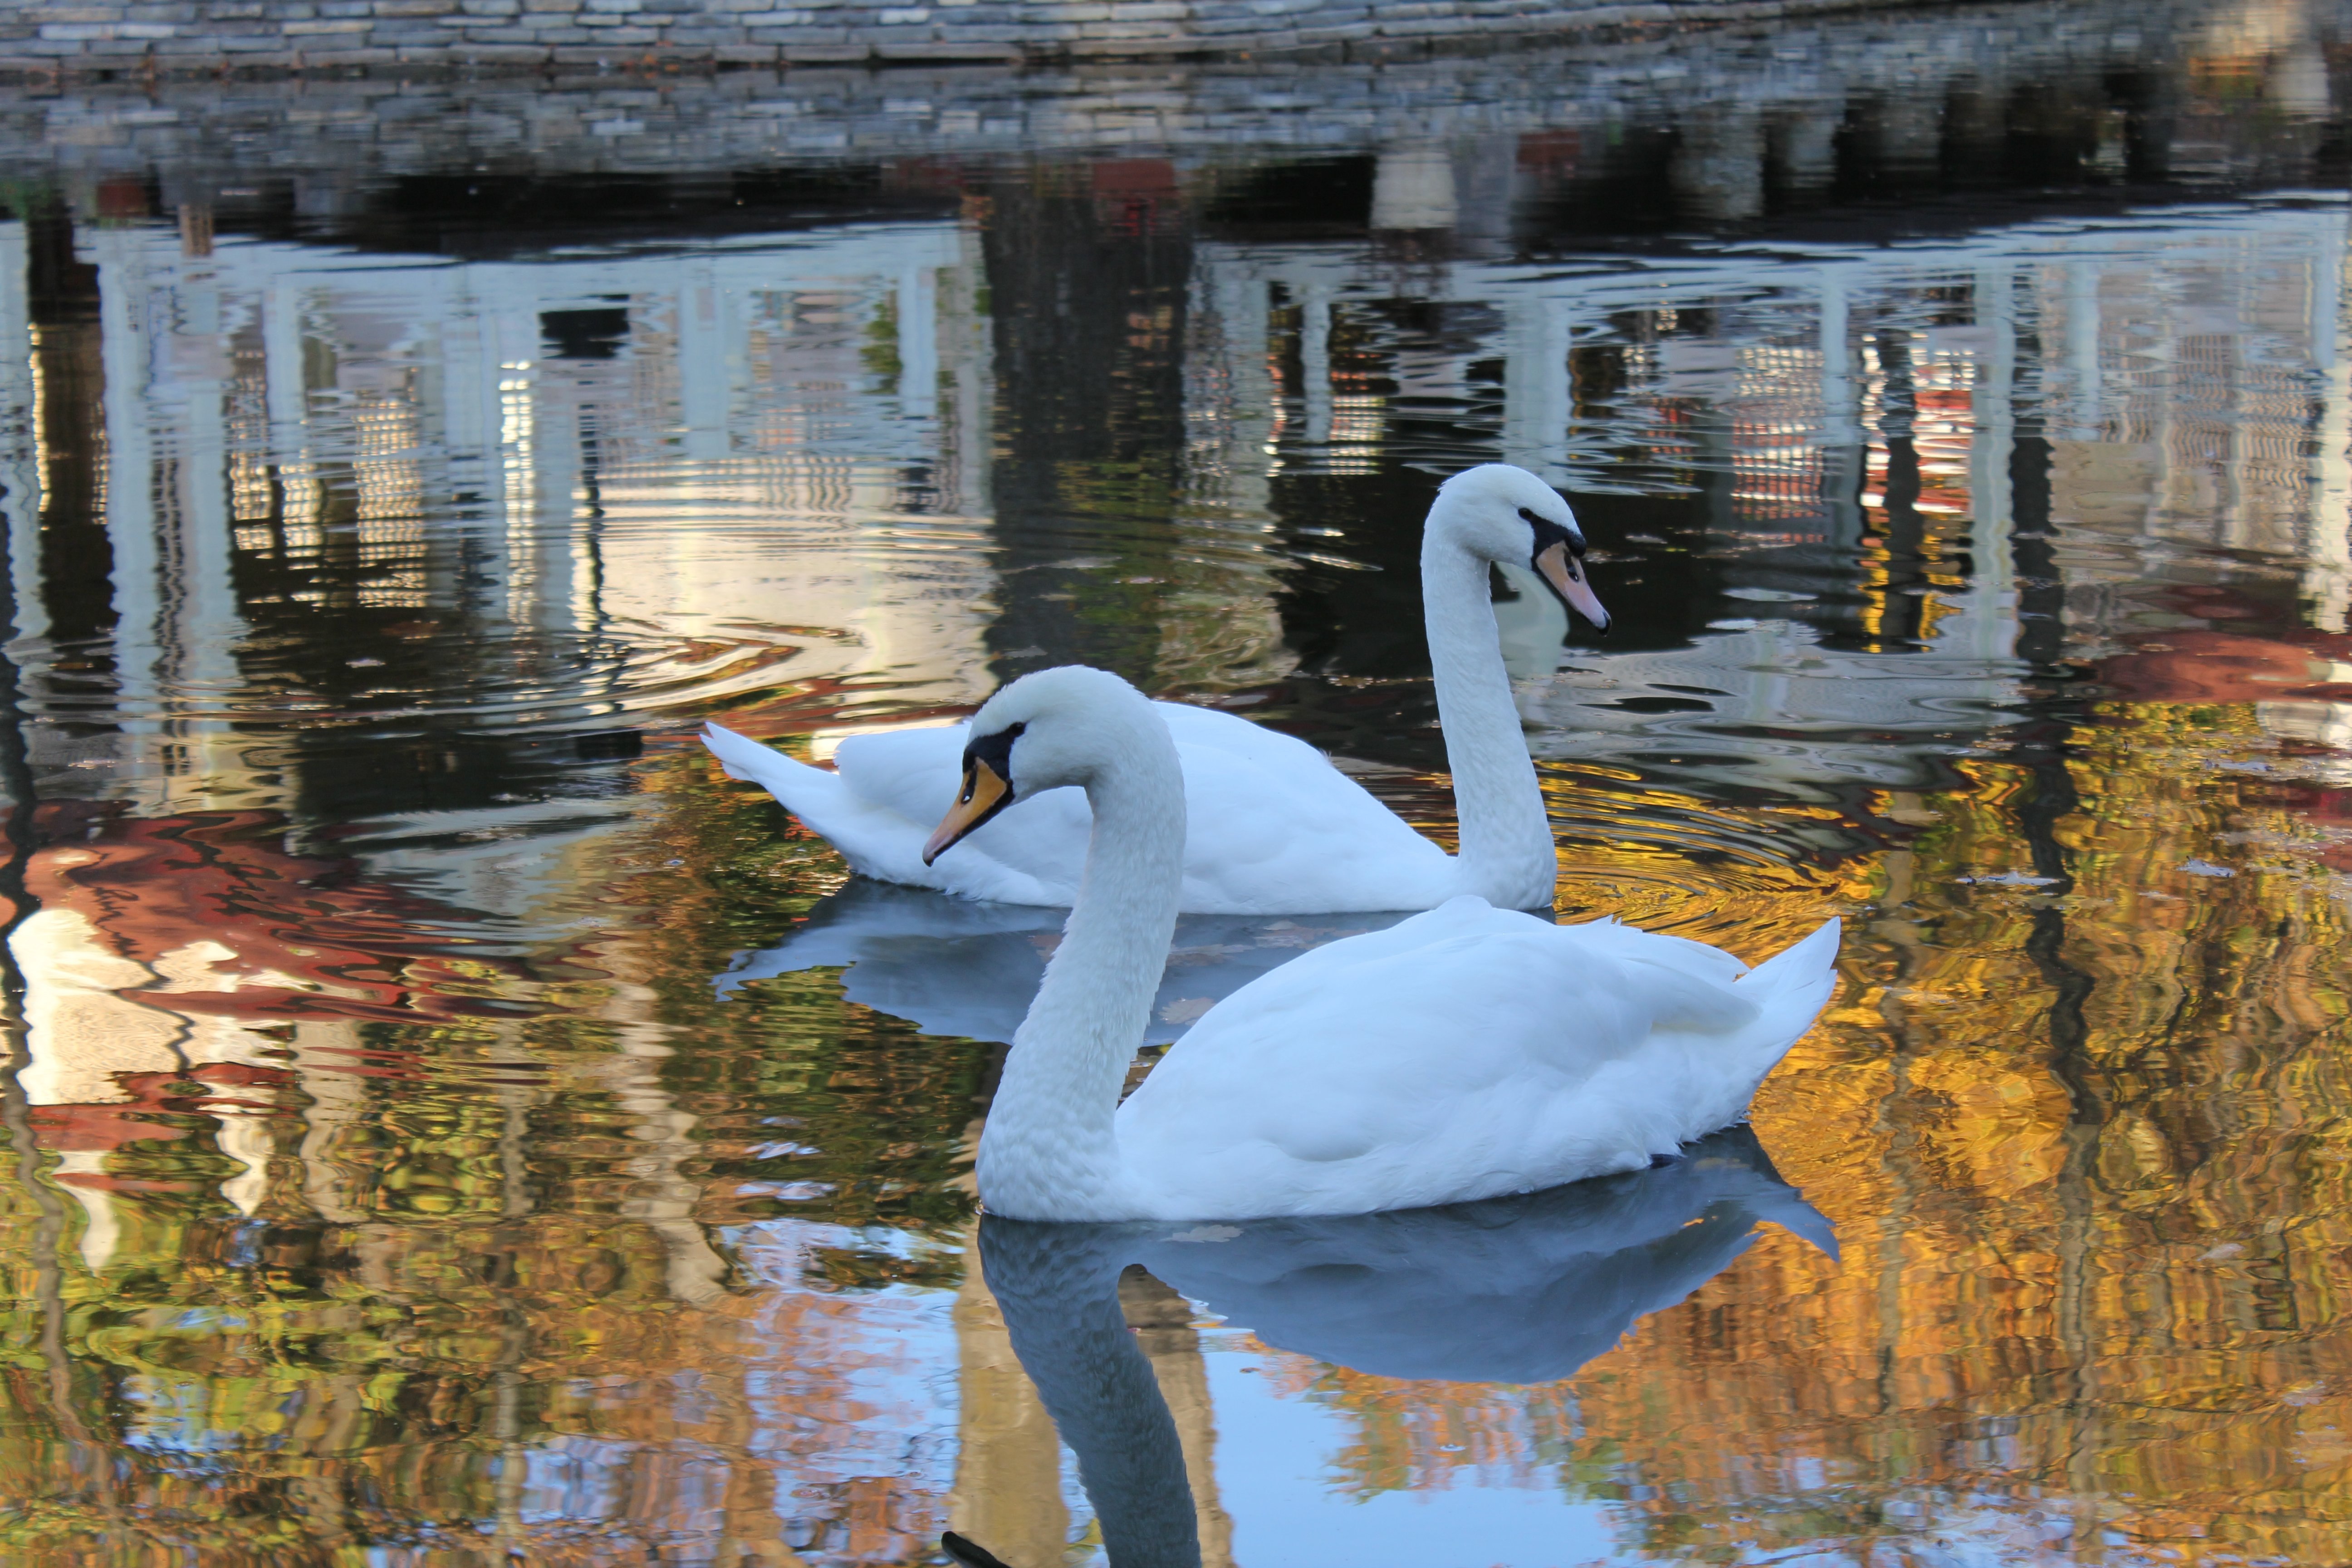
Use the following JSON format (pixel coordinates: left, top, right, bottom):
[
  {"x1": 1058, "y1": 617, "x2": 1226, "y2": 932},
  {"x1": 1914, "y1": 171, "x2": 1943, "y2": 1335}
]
[
  {"x1": 1421, "y1": 511, "x2": 1556, "y2": 910},
  {"x1": 978, "y1": 729, "x2": 1185, "y2": 1220}
]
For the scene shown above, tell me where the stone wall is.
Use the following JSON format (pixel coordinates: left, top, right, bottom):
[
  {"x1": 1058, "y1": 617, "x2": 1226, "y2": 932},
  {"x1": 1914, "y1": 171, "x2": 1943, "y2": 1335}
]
[{"x1": 0, "y1": 0, "x2": 1958, "y2": 75}]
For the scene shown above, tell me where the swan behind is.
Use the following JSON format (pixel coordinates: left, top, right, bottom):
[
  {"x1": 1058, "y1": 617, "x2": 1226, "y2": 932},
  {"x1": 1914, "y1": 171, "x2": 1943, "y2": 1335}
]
[
  {"x1": 928, "y1": 665, "x2": 1842, "y2": 1223},
  {"x1": 703, "y1": 462, "x2": 1609, "y2": 914}
]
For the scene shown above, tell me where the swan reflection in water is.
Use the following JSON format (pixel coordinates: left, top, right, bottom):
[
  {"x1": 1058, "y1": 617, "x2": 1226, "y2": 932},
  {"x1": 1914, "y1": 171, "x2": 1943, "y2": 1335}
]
[
  {"x1": 717, "y1": 879, "x2": 1412, "y2": 1045},
  {"x1": 949, "y1": 1125, "x2": 1834, "y2": 1567}
]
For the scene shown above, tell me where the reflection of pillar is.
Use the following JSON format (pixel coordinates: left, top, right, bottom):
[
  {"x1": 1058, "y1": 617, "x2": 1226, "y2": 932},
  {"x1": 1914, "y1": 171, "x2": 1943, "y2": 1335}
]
[
  {"x1": 980, "y1": 165, "x2": 1192, "y2": 684},
  {"x1": 1502, "y1": 294, "x2": 1572, "y2": 480},
  {"x1": 160, "y1": 270, "x2": 254, "y2": 806},
  {"x1": 2310, "y1": 207, "x2": 2352, "y2": 632},
  {"x1": 1119, "y1": 1266, "x2": 1235, "y2": 1568},
  {"x1": 1370, "y1": 144, "x2": 1458, "y2": 233},
  {"x1": 50, "y1": 1152, "x2": 121, "y2": 1270},
  {"x1": 679, "y1": 261, "x2": 731, "y2": 463},
  {"x1": 942, "y1": 223, "x2": 994, "y2": 519},
  {"x1": 601, "y1": 1013, "x2": 728, "y2": 1306},
  {"x1": 950, "y1": 1226, "x2": 1070, "y2": 1564},
  {"x1": 93, "y1": 230, "x2": 162, "y2": 789},
  {"x1": 897, "y1": 259, "x2": 939, "y2": 421},
  {"x1": 1195, "y1": 258, "x2": 1274, "y2": 518},
  {"x1": 2064, "y1": 260, "x2": 2101, "y2": 441},
  {"x1": 0, "y1": 221, "x2": 42, "y2": 652},
  {"x1": 1969, "y1": 264, "x2": 2020, "y2": 655},
  {"x1": 216, "y1": 1108, "x2": 272, "y2": 1216},
  {"x1": 1670, "y1": 110, "x2": 1764, "y2": 225},
  {"x1": 292, "y1": 1019, "x2": 370, "y2": 1225},
  {"x1": 1301, "y1": 282, "x2": 1333, "y2": 446},
  {"x1": 1771, "y1": 109, "x2": 1840, "y2": 197}
]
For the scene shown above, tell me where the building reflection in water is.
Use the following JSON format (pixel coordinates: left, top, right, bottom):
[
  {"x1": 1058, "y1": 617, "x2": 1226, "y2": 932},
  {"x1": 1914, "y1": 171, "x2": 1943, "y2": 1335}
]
[{"x1": 0, "y1": 22, "x2": 2347, "y2": 1558}]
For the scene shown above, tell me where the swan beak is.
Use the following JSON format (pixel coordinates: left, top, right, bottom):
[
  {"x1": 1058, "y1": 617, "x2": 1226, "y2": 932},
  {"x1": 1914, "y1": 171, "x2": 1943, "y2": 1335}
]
[
  {"x1": 1534, "y1": 541, "x2": 1610, "y2": 633},
  {"x1": 924, "y1": 760, "x2": 1012, "y2": 865}
]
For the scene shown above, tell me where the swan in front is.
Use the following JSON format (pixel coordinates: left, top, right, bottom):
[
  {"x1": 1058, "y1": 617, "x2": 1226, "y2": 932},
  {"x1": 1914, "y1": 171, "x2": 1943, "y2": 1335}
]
[
  {"x1": 701, "y1": 462, "x2": 1607, "y2": 914},
  {"x1": 929, "y1": 664, "x2": 1842, "y2": 1222}
]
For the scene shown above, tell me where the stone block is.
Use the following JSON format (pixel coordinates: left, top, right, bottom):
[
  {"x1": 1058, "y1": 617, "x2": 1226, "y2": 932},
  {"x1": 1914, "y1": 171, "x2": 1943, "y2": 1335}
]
[
  {"x1": 280, "y1": 18, "x2": 372, "y2": 32},
  {"x1": 778, "y1": 38, "x2": 867, "y2": 57},
  {"x1": 302, "y1": 43, "x2": 401, "y2": 59},
  {"x1": 372, "y1": 0, "x2": 456, "y2": 15},
  {"x1": 1107, "y1": 0, "x2": 1186, "y2": 17},
  {"x1": 27, "y1": 5, "x2": 130, "y2": 21},
  {"x1": 586, "y1": 21, "x2": 654, "y2": 35},
  {"x1": 456, "y1": 23, "x2": 535, "y2": 38},
  {"x1": 448, "y1": 38, "x2": 541, "y2": 55},
  {"x1": 36, "y1": 24, "x2": 119, "y2": 39},
  {"x1": 584, "y1": 0, "x2": 639, "y2": 11},
  {"x1": 874, "y1": 36, "x2": 1019, "y2": 57},
  {"x1": 875, "y1": 6, "x2": 928, "y2": 20},
  {"x1": 460, "y1": 0, "x2": 519, "y2": 13}
]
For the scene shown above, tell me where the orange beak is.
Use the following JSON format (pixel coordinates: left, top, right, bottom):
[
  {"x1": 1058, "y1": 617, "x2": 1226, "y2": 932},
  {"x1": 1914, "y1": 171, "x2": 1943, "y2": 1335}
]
[
  {"x1": 1534, "y1": 541, "x2": 1610, "y2": 632},
  {"x1": 923, "y1": 759, "x2": 1011, "y2": 865}
]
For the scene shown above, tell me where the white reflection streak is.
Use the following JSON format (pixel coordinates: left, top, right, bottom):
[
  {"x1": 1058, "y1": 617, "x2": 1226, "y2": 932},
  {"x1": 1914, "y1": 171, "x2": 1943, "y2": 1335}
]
[{"x1": 0, "y1": 221, "x2": 42, "y2": 652}]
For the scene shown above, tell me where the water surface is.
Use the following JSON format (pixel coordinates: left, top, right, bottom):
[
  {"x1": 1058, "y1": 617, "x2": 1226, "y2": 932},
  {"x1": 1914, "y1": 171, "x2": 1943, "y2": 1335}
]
[{"x1": 3, "y1": 10, "x2": 2352, "y2": 1563}]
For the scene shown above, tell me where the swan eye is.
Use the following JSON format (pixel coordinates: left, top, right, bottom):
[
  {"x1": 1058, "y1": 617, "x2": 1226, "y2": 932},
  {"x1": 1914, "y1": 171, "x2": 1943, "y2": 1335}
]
[
  {"x1": 1518, "y1": 505, "x2": 1585, "y2": 556},
  {"x1": 960, "y1": 721, "x2": 1026, "y2": 800}
]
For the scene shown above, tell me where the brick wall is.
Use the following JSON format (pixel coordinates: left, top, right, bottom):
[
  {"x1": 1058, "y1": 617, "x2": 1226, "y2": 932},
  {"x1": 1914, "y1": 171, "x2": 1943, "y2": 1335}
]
[{"x1": 0, "y1": 0, "x2": 1949, "y2": 74}]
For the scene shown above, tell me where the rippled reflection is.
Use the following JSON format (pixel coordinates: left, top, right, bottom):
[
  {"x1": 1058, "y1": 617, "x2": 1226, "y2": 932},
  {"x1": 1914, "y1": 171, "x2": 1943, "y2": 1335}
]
[{"x1": 0, "y1": 10, "x2": 2349, "y2": 1560}]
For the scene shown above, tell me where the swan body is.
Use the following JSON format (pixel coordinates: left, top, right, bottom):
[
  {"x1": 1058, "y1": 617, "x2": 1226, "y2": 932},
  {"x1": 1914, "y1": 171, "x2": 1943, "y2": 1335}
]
[
  {"x1": 703, "y1": 462, "x2": 1610, "y2": 914},
  {"x1": 703, "y1": 704, "x2": 1462, "y2": 914},
  {"x1": 930, "y1": 664, "x2": 1842, "y2": 1223}
]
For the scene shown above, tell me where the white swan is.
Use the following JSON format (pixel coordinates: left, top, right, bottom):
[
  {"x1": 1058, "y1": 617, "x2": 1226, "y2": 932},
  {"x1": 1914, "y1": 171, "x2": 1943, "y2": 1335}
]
[
  {"x1": 926, "y1": 664, "x2": 1842, "y2": 1222},
  {"x1": 701, "y1": 463, "x2": 1609, "y2": 914}
]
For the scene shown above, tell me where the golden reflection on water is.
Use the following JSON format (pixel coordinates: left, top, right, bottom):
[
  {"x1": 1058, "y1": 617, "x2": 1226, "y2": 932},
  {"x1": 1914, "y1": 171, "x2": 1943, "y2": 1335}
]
[
  {"x1": 7, "y1": 683, "x2": 2350, "y2": 1563},
  {"x1": 4, "y1": 39, "x2": 2352, "y2": 1558}
]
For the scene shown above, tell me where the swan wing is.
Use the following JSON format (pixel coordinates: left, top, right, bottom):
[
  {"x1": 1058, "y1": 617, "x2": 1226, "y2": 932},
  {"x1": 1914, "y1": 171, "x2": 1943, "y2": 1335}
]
[
  {"x1": 706, "y1": 706, "x2": 1461, "y2": 913},
  {"x1": 1157, "y1": 708, "x2": 1457, "y2": 914},
  {"x1": 1117, "y1": 901, "x2": 1841, "y2": 1218}
]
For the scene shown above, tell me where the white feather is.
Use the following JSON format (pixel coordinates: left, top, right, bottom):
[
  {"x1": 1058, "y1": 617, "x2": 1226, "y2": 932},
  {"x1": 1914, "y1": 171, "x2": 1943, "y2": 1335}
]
[{"x1": 940, "y1": 665, "x2": 1841, "y2": 1223}]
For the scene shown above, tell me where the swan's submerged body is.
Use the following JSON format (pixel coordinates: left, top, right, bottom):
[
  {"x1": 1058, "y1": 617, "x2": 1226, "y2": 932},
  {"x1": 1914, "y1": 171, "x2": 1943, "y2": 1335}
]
[
  {"x1": 704, "y1": 463, "x2": 1610, "y2": 915},
  {"x1": 922, "y1": 664, "x2": 1842, "y2": 1225}
]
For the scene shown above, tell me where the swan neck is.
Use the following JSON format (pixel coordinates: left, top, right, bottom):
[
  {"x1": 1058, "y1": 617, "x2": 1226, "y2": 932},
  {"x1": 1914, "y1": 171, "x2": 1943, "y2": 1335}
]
[
  {"x1": 979, "y1": 735, "x2": 1183, "y2": 1221},
  {"x1": 1422, "y1": 520, "x2": 1554, "y2": 909}
]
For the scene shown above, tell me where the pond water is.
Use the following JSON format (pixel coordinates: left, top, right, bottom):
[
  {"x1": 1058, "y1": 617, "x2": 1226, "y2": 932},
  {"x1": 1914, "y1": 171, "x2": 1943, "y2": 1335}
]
[{"x1": 3, "y1": 8, "x2": 2351, "y2": 1563}]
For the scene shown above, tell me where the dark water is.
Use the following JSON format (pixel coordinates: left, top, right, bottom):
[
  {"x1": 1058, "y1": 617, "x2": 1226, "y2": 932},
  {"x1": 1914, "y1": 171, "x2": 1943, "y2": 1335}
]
[{"x1": 2, "y1": 6, "x2": 2351, "y2": 1562}]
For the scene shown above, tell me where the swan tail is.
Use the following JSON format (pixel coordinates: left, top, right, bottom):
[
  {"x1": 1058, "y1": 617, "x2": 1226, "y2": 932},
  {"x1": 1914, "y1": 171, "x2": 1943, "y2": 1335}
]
[
  {"x1": 1736, "y1": 916, "x2": 1841, "y2": 1023},
  {"x1": 702, "y1": 721, "x2": 846, "y2": 812},
  {"x1": 1715, "y1": 915, "x2": 1842, "y2": 1095}
]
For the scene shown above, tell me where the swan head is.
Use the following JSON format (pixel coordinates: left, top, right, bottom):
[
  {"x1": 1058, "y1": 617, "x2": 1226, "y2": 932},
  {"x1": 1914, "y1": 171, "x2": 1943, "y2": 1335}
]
[
  {"x1": 1432, "y1": 463, "x2": 1610, "y2": 633},
  {"x1": 922, "y1": 665, "x2": 1170, "y2": 865}
]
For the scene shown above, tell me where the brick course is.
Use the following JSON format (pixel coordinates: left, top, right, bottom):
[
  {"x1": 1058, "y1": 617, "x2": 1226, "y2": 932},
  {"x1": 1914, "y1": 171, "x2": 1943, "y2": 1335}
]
[{"x1": 0, "y1": 0, "x2": 1989, "y2": 70}]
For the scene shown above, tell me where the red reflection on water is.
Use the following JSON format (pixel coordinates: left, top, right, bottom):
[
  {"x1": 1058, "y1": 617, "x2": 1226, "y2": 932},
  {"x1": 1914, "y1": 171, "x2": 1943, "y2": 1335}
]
[
  {"x1": 25, "y1": 802, "x2": 542, "y2": 1028},
  {"x1": 32, "y1": 1064, "x2": 293, "y2": 1181}
]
